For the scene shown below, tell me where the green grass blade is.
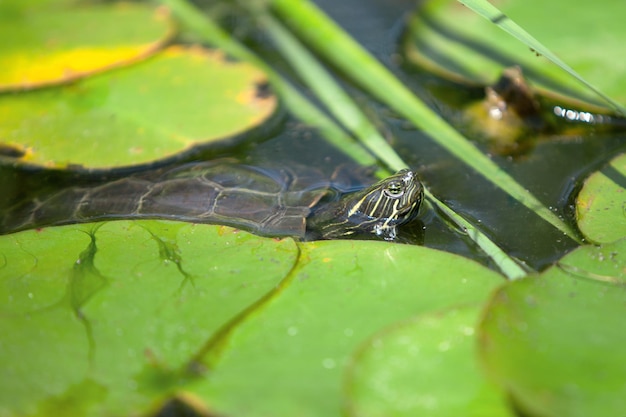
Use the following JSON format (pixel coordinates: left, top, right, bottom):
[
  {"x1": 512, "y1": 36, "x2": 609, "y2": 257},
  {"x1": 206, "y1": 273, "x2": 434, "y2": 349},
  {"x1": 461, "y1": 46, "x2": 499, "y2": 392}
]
[
  {"x1": 269, "y1": 0, "x2": 580, "y2": 243},
  {"x1": 457, "y1": 0, "x2": 626, "y2": 115}
]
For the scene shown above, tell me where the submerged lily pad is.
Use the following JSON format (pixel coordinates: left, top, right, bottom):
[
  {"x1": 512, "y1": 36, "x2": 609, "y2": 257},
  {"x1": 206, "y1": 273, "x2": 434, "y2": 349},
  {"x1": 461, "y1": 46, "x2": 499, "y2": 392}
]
[
  {"x1": 405, "y1": 0, "x2": 626, "y2": 105},
  {"x1": 345, "y1": 306, "x2": 514, "y2": 417},
  {"x1": 0, "y1": 221, "x2": 505, "y2": 416},
  {"x1": 576, "y1": 153, "x2": 626, "y2": 244},
  {"x1": 0, "y1": 2, "x2": 174, "y2": 91},
  {"x1": 479, "y1": 238, "x2": 626, "y2": 417},
  {"x1": 0, "y1": 46, "x2": 277, "y2": 170}
]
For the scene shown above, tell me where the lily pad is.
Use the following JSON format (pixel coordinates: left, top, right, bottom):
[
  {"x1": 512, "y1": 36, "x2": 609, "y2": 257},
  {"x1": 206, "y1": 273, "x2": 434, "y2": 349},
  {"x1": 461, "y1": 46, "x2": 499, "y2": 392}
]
[
  {"x1": 479, "y1": 238, "x2": 626, "y2": 417},
  {"x1": 576, "y1": 153, "x2": 626, "y2": 244},
  {"x1": 0, "y1": 2, "x2": 174, "y2": 91},
  {"x1": 345, "y1": 306, "x2": 514, "y2": 417},
  {"x1": 405, "y1": 0, "x2": 626, "y2": 105},
  {"x1": 0, "y1": 46, "x2": 277, "y2": 170},
  {"x1": 0, "y1": 220, "x2": 298, "y2": 416}
]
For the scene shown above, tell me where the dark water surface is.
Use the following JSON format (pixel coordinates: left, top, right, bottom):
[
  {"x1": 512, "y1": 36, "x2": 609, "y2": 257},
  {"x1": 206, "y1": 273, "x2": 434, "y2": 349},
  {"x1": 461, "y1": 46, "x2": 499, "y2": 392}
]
[{"x1": 1, "y1": 0, "x2": 625, "y2": 273}]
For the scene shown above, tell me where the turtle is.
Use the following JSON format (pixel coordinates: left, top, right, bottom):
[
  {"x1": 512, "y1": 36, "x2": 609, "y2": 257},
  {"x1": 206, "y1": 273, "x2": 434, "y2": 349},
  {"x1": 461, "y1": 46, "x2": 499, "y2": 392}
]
[{"x1": 0, "y1": 159, "x2": 423, "y2": 240}]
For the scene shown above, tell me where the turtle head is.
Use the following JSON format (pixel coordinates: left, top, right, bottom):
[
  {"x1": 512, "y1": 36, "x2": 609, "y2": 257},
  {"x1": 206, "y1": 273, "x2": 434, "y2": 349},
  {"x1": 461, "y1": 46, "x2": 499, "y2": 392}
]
[
  {"x1": 309, "y1": 168, "x2": 423, "y2": 240},
  {"x1": 345, "y1": 169, "x2": 423, "y2": 239}
]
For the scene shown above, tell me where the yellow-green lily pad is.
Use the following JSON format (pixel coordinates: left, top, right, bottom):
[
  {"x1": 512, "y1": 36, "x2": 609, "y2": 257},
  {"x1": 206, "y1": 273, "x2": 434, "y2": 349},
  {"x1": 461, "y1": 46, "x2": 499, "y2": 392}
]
[
  {"x1": 0, "y1": 46, "x2": 277, "y2": 170},
  {"x1": 0, "y1": 2, "x2": 174, "y2": 91},
  {"x1": 405, "y1": 0, "x2": 626, "y2": 105},
  {"x1": 479, "y1": 239, "x2": 626, "y2": 417},
  {"x1": 576, "y1": 153, "x2": 626, "y2": 244}
]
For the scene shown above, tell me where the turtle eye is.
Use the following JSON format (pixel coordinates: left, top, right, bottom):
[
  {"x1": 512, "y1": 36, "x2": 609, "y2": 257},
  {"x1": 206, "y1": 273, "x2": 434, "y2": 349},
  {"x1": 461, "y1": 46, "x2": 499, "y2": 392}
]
[{"x1": 384, "y1": 181, "x2": 404, "y2": 198}]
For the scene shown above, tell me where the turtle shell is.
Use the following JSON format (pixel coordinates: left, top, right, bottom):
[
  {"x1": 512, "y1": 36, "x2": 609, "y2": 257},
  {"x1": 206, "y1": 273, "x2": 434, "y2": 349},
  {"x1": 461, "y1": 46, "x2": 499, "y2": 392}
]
[{"x1": 0, "y1": 160, "x2": 331, "y2": 238}]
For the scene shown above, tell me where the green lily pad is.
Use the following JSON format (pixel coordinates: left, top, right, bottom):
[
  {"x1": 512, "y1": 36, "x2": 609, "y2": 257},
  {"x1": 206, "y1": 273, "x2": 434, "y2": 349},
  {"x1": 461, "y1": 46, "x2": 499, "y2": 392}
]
[
  {"x1": 345, "y1": 306, "x2": 514, "y2": 417},
  {"x1": 0, "y1": 46, "x2": 277, "y2": 170},
  {"x1": 0, "y1": 222, "x2": 505, "y2": 416},
  {"x1": 0, "y1": 220, "x2": 297, "y2": 416},
  {"x1": 576, "y1": 153, "x2": 626, "y2": 244},
  {"x1": 0, "y1": 2, "x2": 174, "y2": 91},
  {"x1": 187, "y1": 240, "x2": 504, "y2": 417},
  {"x1": 405, "y1": 0, "x2": 626, "y2": 105},
  {"x1": 479, "y1": 238, "x2": 626, "y2": 417}
]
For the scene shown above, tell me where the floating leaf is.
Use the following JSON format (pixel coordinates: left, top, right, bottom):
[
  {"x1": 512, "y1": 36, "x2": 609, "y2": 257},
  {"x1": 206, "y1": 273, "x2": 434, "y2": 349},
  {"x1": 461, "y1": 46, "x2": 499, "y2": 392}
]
[
  {"x1": 345, "y1": 306, "x2": 514, "y2": 417},
  {"x1": 0, "y1": 46, "x2": 277, "y2": 170},
  {"x1": 576, "y1": 153, "x2": 626, "y2": 244},
  {"x1": 0, "y1": 221, "x2": 297, "y2": 416},
  {"x1": 479, "y1": 239, "x2": 626, "y2": 417},
  {"x1": 0, "y1": 2, "x2": 174, "y2": 91}
]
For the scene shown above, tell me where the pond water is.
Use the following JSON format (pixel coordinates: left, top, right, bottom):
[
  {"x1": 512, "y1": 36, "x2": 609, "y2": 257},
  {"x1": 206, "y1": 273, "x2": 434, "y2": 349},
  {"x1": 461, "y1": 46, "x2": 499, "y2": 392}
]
[{"x1": 1, "y1": 0, "x2": 625, "y2": 273}]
